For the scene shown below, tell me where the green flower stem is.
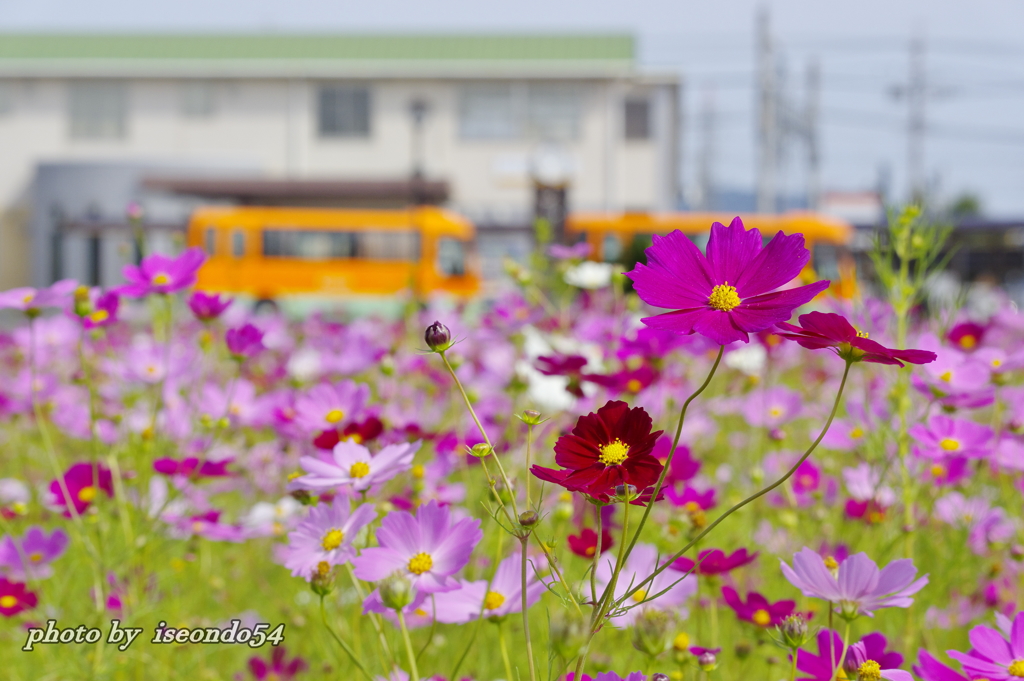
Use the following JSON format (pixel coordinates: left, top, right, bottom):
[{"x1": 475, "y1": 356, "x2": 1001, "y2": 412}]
[
  {"x1": 617, "y1": 360, "x2": 852, "y2": 608},
  {"x1": 397, "y1": 610, "x2": 420, "y2": 681},
  {"x1": 345, "y1": 564, "x2": 396, "y2": 670},
  {"x1": 833, "y1": 620, "x2": 852, "y2": 680},
  {"x1": 520, "y1": 535, "x2": 539, "y2": 681},
  {"x1": 320, "y1": 596, "x2": 374, "y2": 681},
  {"x1": 589, "y1": 507, "x2": 603, "y2": 605},
  {"x1": 497, "y1": 622, "x2": 515, "y2": 681},
  {"x1": 525, "y1": 422, "x2": 534, "y2": 509},
  {"x1": 789, "y1": 647, "x2": 799, "y2": 681},
  {"x1": 620, "y1": 346, "x2": 725, "y2": 565},
  {"x1": 530, "y1": 533, "x2": 583, "y2": 615}
]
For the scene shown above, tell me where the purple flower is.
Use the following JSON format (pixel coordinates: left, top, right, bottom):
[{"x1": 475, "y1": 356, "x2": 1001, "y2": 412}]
[
  {"x1": 188, "y1": 290, "x2": 232, "y2": 321},
  {"x1": 909, "y1": 415, "x2": 994, "y2": 460},
  {"x1": 774, "y1": 311, "x2": 937, "y2": 367},
  {"x1": 352, "y1": 500, "x2": 482, "y2": 593},
  {"x1": 797, "y1": 630, "x2": 903, "y2": 681},
  {"x1": 548, "y1": 242, "x2": 593, "y2": 260},
  {"x1": 913, "y1": 650, "x2": 970, "y2": 681},
  {"x1": 247, "y1": 646, "x2": 308, "y2": 680},
  {"x1": 432, "y1": 551, "x2": 546, "y2": 623},
  {"x1": 781, "y1": 547, "x2": 928, "y2": 619},
  {"x1": 845, "y1": 640, "x2": 914, "y2": 680},
  {"x1": 597, "y1": 543, "x2": 697, "y2": 625},
  {"x1": 76, "y1": 290, "x2": 119, "y2": 329},
  {"x1": 226, "y1": 323, "x2": 265, "y2": 359},
  {"x1": 947, "y1": 611, "x2": 1024, "y2": 680},
  {"x1": 48, "y1": 462, "x2": 114, "y2": 517},
  {"x1": 153, "y1": 456, "x2": 232, "y2": 478},
  {"x1": 626, "y1": 217, "x2": 830, "y2": 345},
  {"x1": 296, "y1": 440, "x2": 418, "y2": 493},
  {"x1": 282, "y1": 498, "x2": 376, "y2": 580},
  {"x1": 118, "y1": 247, "x2": 205, "y2": 297},
  {"x1": 294, "y1": 381, "x2": 370, "y2": 435},
  {"x1": 0, "y1": 526, "x2": 69, "y2": 580},
  {"x1": 721, "y1": 586, "x2": 801, "y2": 628},
  {"x1": 0, "y1": 280, "x2": 77, "y2": 315},
  {"x1": 565, "y1": 673, "x2": 646, "y2": 681},
  {"x1": 671, "y1": 548, "x2": 758, "y2": 576},
  {"x1": 741, "y1": 386, "x2": 803, "y2": 428}
]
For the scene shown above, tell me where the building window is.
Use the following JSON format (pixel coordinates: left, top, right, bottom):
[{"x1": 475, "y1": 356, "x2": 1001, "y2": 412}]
[
  {"x1": 437, "y1": 238, "x2": 466, "y2": 276},
  {"x1": 0, "y1": 82, "x2": 14, "y2": 117},
  {"x1": 181, "y1": 82, "x2": 216, "y2": 118},
  {"x1": 69, "y1": 82, "x2": 128, "y2": 140},
  {"x1": 624, "y1": 98, "x2": 651, "y2": 140},
  {"x1": 459, "y1": 83, "x2": 583, "y2": 141},
  {"x1": 317, "y1": 86, "x2": 371, "y2": 138},
  {"x1": 232, "y1": 231, "x2": 245, "y2": 257}
]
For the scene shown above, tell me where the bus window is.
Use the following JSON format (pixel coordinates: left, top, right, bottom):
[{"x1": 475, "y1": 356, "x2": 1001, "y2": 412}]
[
  {"x1": 603, "y1": 234, "x2": 623, "y2": 262},
  {"x1": 437, "y1": 238, "x2": 466, "y2": 276},
  {"x1": 262, "y1": 230, "x2": 355, "y2": 259},
  {"x1": 357, "y1": 231, "x2": 419, "y2": 260},
  {"x1": 813, "y1": 243, "x2": 840, "y2": 281},
  {"x1": 232, "y1": 231, "x2": 246, "y2": 257},
  {"x1": 204, "y1": 228, "x2": 216, "y2": 255}
]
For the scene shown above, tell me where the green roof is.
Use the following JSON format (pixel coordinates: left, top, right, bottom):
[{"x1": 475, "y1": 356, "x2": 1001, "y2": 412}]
[{"x1": 0, "y1": 33, "x2": 634, "y2": 62}]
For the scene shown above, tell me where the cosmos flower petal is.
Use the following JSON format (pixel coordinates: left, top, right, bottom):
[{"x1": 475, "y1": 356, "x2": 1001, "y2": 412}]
[
  {"x1": 627, "y1": 231, "x2": 716, "y2": 303},
  {"x1": 351, "y1": 546, "x2": 409, "y2": 582},
  {"x1": 639, "y1": 308, "x2": 712, "y2": 337},
  {"x1": 692, "y1": 309, "x2": 751, "y2": 345},
  {"x1": 947, "y1": 650, "x2": 1009, "y2": 676},
  {"x1": 732, "y1": 229, "x2": 812, "y2": 296},
  {"x1": 873, "y1": 559, "x2": 921, "y2": 596},
  {"x1": 706, "y1": 217, "x2": 765, "y2": 285},
  {"x1": 376, "y1": 510, "x2": 423, "y2": 556},
  {"x1": 797, "y1": 311, "x2": 858, "y2": 341},
  {"x1": 968, "y1": 624, "x2": 1014, "y2": 664},
  {"x1": 838, "y1": 553, "x2": 881, "y2": 601}
]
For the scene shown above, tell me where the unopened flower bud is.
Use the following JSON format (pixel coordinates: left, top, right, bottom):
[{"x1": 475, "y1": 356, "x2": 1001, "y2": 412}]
[
  {"x1": 519, "y1": 409, "x2": 543, "y2": 426},
  {"x1": 518, "y1": 510, "x2": 539, "y2": 527},
  {"x1": 548, "y1": 609, "x2": 588, "y2": 659},
  {"x1": 289, "y1": 489, "x2": 314, "y2": 506},
  {"x1": 1011, "y1": 544, "x2": 1024, "y2": 560},
  {"x1": 651, "y1": 675, "x2": 670, "y2": 681},
  {"x1": 469, "y1": 443, "x2": 493, "y2": 459},
  {"x1": 631, "y1": 609, "x2": 672, "y2": 657},
  {"x1": 614, "y1": 484, "x2": 637, "y2": 501},
  {"x1": 734, "y1": 642, "x2": 752, "y2": 660},
  {"x1": 379, "y1": 573, "x2": 414, "y2": 611},
  {"x1": 424, "y1": 321, "x2": 453, "y2": 353},
  {"x1": 311, "y1": 561, "x2": 335, "y2": 596},
  {"x1": 779, "y1": 613, "x2": 810, "y2": 649},
  {"x1": 698, "y1": 651, "x2": 718, "y2": 671}
]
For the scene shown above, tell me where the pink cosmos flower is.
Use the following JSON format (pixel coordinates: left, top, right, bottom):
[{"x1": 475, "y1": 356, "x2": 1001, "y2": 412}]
[
  {"x1": 797, "y1": 630, "x2": 903, "y2": 681},
  {"x1": 432, "y1": 551, "x2": 546, "y2": 623},
  {"x1": 0, "y1": 577, "x2": 37, "y2": 616},
  {"x1": 188, "y1": 291, "x2": 232, "y2": 321},
  {"x1": 947, "y1": 610, "x2": 1024, "y2": 681},
  {"x1": 722, "y1": 586, "x2": 802, "y2": 627},
  {"x1": 913, "y1": 650, "x2": 971, "y2": 681},
  {"x1": 75, "y1": 290, "x2": 119, "y2": 329},
  {"x1": 282, "y1": 499, "x2": 376, "y2": 580},
  {"x1": 294, "y1": 380, "x2": 370, "y2": 435},
  {"x1": 296, "y1": 440, "x2": 418, "y2": 493},
  {"x1": 565, "y1": 674, "x2": 646, "y2": 681},
  {"x1": 226, "y1": 323, "x2": 265, "y2": 359},
  {"x1": 153, "y1": 457, "x2": 233, "y2": 478},
  {"x1": 671, "y1": 548, "x2": 758, "y2": 576},
  {"x1": 0, "y1": 279, "x2": 77, "y2": 315},
  {"x1": 775, "y1": 311, "x2": 937, "y2": 366},
  {"x1": 627, "y1": 217, "x2": 830, "y2": 345},
  {"x1": 781, "y1": 547, "x2": 928, "y2": 619},
  {"x1": 0, "y1": 526, "x2": 69, "y2": 580},
  {"x1": 118, "y1": 247, "x2": 205, "y2": 297},
  {"x1": 909, "y1": 415, "x2": 994, "y2": 460},
  {"x1": 49, "y1": 462, "x2": 113, "y2": 517},
  {"x1": 947, "y1": 321, "x2": 986, "y2": 351},
  {"x1": 352, "y1": 500, "x2": 482, "y2": 593},
  {"x1": 741, "y1": 386, "x2": 804, "y2": 428},
  {"x1": 597, "y1": 544, "x2": 697, "y2": 625}
]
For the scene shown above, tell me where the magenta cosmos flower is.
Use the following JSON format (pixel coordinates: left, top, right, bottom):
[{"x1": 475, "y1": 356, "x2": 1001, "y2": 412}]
[
  {"x1": 75, "y1": 290, "x2": 119, "y2": 329},
  {"x1": 566, "y1": 674, "x2": 646, "y2": 681},
  {"x1": 118, "y1": 247, "x2": 205, "y2": 297},
  {"x1": 283, "y1": 498, "x2": 376, "y2": 580},
  {"x1": 432, "y1": 551, "x2": 546, "y2": 624},
  {"x1": 531, "y1": 400, "x2": 663, "y2": 498},
  {"x1": 0, "y1": 577, "x2": 37, "y2": 616},
  {"x1": 781, "y1": 547, "x2": 928, "y2": 619},
  {"x1": 797, "y1": 630, "x2": 904, "y2": 681},
  {"x1": 296, "y1": 440, "x2": 418, "y2": 493},
  {"x1": 49, "y1": 462, "x2": 114, "y2": 517},
  {"x1": 226, "y1": 323, "x2": 265, "y2": 359},
  {"x1": 671, "y1": 548, "x2": 758, "y2": 576},
  {"x1": 188, "y1": 290, "x2": 232, "y2": 321},
  {"x1": 0, "y1": 279, "x2": 77, "y2": 315},
  {"x1": 352, "y1": 500, "x2": 482, "y2": 593},
  {"x1": 626, "y1": 217, "x2": 830, "y2": 345},
  {"x1": 909, "y1": 415, "x2": 994, "y2": 460},
  {"x1": 247, "y1": 646, "x2": 308, "y2": 681},
  {"x1": 775, "y1": 311, "x2": 937, "y2": 366},
  {"x1": 947, "y1": 610, "x2": 1024, "y2": 680},
  {"x1": 0, "y1": 526, "x2": 69, "y2": 580},
  {"x1": 721, "y1": 586, "x2": 801, "y2": 627},
  {"x1": 913, "y1": 650, "x2": 971, "y2": 681}
]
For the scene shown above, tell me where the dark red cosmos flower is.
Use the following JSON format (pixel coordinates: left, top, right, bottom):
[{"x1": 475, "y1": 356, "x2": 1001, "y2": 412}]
[
  {"x1": 671, "y1": 548, "x2": 758, "y2": 576},
  {"x1": 722, "y1": 586, "x2": 802, "y2": 627},
  {"x1": 774, "y1": 312, "x2": 936, "y2": 367},
  {"x1": 567, "y1": 528, "x2": 614, "y2": 558},
  {"x1": 0, "y1": 578, "x2": 38, "y2": 616},
  {"x1": 313, "y1": 416, "x2": 385, "y2": 450},
  {"x1": 531, "y1": 400, "x2": 663, "y2": 498},
  {"x1": 947, "y1": 321, "x2": 986, "y2": 352}
]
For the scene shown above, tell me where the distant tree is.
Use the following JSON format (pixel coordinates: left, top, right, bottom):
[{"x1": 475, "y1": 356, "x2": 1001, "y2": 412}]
[{"x1": 947, "y1": 193, "x2": 983, "y2": 220}]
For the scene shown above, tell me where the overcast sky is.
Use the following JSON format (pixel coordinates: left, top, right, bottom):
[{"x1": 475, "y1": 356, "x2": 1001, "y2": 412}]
[{"x1": 1, "y1": 0, "x2": 1022, "y2": 215}]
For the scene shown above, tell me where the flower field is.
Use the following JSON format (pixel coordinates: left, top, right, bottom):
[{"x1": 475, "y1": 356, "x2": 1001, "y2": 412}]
[{"x1": 0, "y1": 209, "x2": 1022, "y2": 681}]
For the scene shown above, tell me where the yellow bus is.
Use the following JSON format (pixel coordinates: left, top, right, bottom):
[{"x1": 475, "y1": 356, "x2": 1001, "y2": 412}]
[
  {"x1": 566, "y1": 211, "x2": 858, "y2": 298},
  {"x1": 186, "y1": 206, "x2": 481, "y2": 305}
]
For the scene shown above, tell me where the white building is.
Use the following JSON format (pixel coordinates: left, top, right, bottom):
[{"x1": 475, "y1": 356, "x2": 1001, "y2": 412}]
[{"x1": 0, "y1": 34, "x2": 680, "y2": 288}]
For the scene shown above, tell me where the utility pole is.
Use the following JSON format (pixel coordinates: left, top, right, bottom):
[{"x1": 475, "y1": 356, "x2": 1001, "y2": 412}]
[
  {"x1": 697, "y1": 85, "x2": 716, "y2": 210},
  {"x1": 805, "y1": 59, "x2": 821, "y2": 210},
  {"x1": 756, "y1": 7, "x2": 778, "y2": 214},
  {"x1": 907, "y1": 35, "x2": 926, "y2": 202}
]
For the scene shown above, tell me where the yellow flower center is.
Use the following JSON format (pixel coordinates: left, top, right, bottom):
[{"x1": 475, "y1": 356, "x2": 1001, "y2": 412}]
[
  {"x1": 77, "y1": 486, "x2": 97, "y2": 503},
  {"x1": 939, "y1": 438, "x2": 960, "y2": 451},
  {"x1": 29, "y1": 552, "x2": 43, "y2": 562},
  {"x1": 856, "y1": 330, "x2": 869, "y2": 338},
  {"x1": 414, "y1": 608, "x2": 428, "y2": 617},
  {"x1": 960, "y1": 335, "x2": 977, "y2": 349},
  {"x1": 850, "y1": 427, "x2": 864, "y2": 439},
  {"x1": 584, "y1": 546, "x2": 596, "y2": 557},
  {"x1": 0, "y1": 595, "x2": 17, "y2": 608},
  {"x1": 484, "y1": 591, "x2": 506, "y2": 610},
  {"x1": 152, "y1": 273, "x2": 171, "y2": 285},
  {"x1": 632, "y1": 589, "x2": 647, "y2": 603},
  {"x1": 21, "y1": 293, "x2": 34, "y2": 304},
  {"x1": 349, "y1": 461, "x2": 371, "y2": 478},
  {"x1": 1009, "y1": 660, "x2": 1024, "y2": 677},
  {"x1": 626, "y1": 379, "x2": 642, "y2": 393},
  {"x1": 412, "y1": 465, "x2": 425, "y2": 479},
  {"x1": 316, "y1": 561, "x2": 331, "y2": 578},
  {"x1": 325, "y1": 409, "x2": 344, "y2": 424},
  {"x1": 321, "y1": 528, "x2": 345, "y2": 551},
  {"x1": 857, "y1": 660, "x2": 882, "y2": 681},
  {"x1": 993, "y1": 359, "x2": 1003, "y2": 368},
  {"x1": 684, "y1": 501, "x2": 701, "y2": 513},
  {"x1": 673, "y1": 632, "x2": 690, "y2": 651},
  {"x1": 769, "y1": 407, "x2": 783, "y2": 418},
  {"x1": 408, "y1": 552, "x2": 433, "y2": 575},
  {"x1": 824, "y1": 556, "x2": 839, "y2": 576},
  {"x1": 939, "y1": 370, "x2": 953, "y2": 382},
  {"x1": 930, "y1": 464, "x2": 947, "y2": 478},
  {"x1": 89, "y1": 310, "x2": 109, "y2": 323},
  {"x1": 598, "y1": 438, "x2": 630, "y2": 465},
  {"x1": 752, "y1": 609, "x2": 771, "y2": 626},
  {"x1": 708, "y1": 283, "x2": 741, "y2": 312}
]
